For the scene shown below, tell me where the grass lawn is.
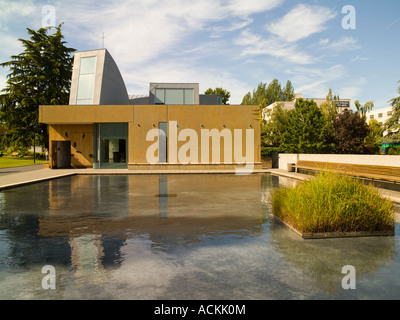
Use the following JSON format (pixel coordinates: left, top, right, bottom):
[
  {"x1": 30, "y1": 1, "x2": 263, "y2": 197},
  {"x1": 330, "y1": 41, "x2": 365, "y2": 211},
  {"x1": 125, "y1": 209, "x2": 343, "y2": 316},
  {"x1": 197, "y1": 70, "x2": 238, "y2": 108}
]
[{"x1": 0, "y1": 156, "x2": 46, "y2": 168}]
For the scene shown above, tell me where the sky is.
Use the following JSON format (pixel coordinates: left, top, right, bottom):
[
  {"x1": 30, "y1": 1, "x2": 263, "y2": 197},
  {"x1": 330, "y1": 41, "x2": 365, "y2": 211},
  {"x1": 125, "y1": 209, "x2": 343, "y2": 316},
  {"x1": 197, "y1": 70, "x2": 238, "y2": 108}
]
[{"x1": 0, "y1": 0, "x2": 399, "y2": 108}]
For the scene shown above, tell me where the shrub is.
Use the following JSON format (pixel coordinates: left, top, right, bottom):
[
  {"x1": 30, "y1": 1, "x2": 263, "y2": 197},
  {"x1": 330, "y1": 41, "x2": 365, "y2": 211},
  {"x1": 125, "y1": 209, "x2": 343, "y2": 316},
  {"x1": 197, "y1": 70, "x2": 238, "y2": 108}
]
[
  {"x1": 387, "y1": 146, "x2": 400, "y2": 155},
  {"x1": 270, "y1": 171, "x2": 394, "y2": 234},
  {"x1": 261, "y1": 147, "x2": 282, "y2": 158}
]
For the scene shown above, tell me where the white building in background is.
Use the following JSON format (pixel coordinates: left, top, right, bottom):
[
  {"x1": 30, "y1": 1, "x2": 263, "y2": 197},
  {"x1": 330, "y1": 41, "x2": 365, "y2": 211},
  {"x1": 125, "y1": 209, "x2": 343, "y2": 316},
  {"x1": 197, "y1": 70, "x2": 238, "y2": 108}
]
[
  {"x1": 365, "y1": 106, "x2": 393, "y2": 126},
  {"x1": 262, "y1": 93, "x2": 351, "y2": 121},
  {"x1": 366, "y1": 106, "x2": 396, "y2": 138}
]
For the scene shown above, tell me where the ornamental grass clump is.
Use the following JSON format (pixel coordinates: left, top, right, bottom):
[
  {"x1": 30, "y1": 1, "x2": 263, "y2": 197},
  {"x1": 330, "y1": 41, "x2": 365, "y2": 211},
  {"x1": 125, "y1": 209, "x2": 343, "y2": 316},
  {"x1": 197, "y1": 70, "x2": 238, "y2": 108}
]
[{"x1": 271, "y1": 171, "x2": 395, "y2": 234}]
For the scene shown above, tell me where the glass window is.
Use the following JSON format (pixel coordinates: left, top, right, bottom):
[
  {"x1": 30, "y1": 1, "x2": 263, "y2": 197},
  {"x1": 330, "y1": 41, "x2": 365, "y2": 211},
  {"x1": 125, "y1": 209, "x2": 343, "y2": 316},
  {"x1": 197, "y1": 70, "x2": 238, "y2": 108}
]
[
  {"x1": 184, "y1": 89, "x2": 194, "y2": 104},
  {"x1": 155, "y1": 88, "x2": 195, "y2": 104},
  {"x1": 76, "y1": 73, "x2": 95, "y2": 101},
  {"x1": 378, "y1": 113, "x2": 383, "y2": 118},
  {"x1": 76, "y1": 56, "x2": 96, "y2": 104},
  {"x1": 155, "y1": 89, "x2": 165, "y2": 104},
  {"x1": 388, "y1": 111, "x2": 393, "y2": 116},
  {"x1": 165, "y1": 89, "x2": 184, "y2": 104},
  {"x1": 159, "y1": 122, "x2": 168, "y2": 163},
  {"x1": 370, "y1": 115, "x2": 374, "y2": 119},
  {"x1": 79, "y1": 56, "x2": 97, "y2": 74}
]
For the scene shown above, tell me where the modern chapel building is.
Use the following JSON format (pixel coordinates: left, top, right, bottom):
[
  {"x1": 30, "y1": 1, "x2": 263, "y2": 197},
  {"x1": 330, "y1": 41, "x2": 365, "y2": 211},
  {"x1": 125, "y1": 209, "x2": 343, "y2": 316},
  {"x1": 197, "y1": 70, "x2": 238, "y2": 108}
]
[{"x1": 39, "y1": 49, "x2": 261, "y2": 171}]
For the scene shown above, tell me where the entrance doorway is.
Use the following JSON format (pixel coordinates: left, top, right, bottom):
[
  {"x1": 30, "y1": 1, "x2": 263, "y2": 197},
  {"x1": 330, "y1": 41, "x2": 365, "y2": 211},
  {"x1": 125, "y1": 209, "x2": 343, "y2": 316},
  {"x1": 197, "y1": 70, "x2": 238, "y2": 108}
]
[{"x1": 50, "y1": 141, "x2": 71, "y2": 169}]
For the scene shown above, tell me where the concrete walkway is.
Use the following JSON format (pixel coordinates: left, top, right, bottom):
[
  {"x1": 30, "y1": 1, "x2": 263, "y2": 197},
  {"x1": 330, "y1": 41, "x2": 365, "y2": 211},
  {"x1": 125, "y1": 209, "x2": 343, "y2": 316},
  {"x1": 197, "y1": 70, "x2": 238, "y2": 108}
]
[{"x1": 0, "y1": 167, "x2": 76, "y2": 190}]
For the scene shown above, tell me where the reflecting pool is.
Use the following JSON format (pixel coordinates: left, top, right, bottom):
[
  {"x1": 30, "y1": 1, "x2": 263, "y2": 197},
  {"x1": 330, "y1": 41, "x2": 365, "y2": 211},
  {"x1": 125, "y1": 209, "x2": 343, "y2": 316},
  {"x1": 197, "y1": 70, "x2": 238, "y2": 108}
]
[{"x1": 0, "y1": 174, "x2": 399, "y2": 299}]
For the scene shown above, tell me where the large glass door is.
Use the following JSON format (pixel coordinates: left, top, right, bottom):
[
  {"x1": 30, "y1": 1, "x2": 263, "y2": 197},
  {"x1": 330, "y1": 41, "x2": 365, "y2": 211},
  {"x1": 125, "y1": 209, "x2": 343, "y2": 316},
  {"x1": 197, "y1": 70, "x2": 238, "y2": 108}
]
[{"x1": 94, "y1": 123, "x2": 128, "y2": 169}]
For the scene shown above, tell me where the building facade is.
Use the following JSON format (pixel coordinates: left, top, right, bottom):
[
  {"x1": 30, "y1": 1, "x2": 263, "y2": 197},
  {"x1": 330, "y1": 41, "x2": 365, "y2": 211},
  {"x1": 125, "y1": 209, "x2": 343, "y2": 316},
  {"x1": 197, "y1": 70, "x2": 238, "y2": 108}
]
[
  {"x1": 365, "y1": 106, "x2": 393, "y2": 126},
  {"x1": 39, "y1": 49, "x2": 261, "y2": 171}
]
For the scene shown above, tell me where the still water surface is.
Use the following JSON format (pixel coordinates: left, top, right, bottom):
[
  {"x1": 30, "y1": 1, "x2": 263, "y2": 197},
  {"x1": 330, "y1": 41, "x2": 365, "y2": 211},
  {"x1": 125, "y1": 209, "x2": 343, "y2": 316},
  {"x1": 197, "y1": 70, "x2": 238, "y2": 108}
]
[{"x1": 0, "y1": 174, "x2": 399, "y2": 299}]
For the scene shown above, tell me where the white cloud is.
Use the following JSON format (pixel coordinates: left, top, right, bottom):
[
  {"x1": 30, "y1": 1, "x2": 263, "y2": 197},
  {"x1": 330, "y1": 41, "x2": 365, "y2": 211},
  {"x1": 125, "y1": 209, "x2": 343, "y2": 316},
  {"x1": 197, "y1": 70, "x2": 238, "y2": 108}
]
[
  {"x1": 0, "y1": 31, "x2": 22, "y2": 57},
  {"x1": 0, "y1": 0, "x2": 38, "y2": 58},
  {"x1": 318, "y1": 38, "x2": 330, "y2": 46},
  {"x1": 338, "y1": 86, "x2": 362, "y2": 102},
  {"x1": 234, "y1": 29, "x2": 313, "y2": 65},
  {"x1": 209, "y1": 18, "x2": 253, "y2": 38},
  {"x1": 288, "y1": 64, "x2": 347, "y2": 98},
  {"x1": 266, "y1": 4, "x2": 337, "y2": 42},
  {"x1": 227, "y1": 0, "x2": 283, "y2": 17},
  {"x1": 0, "y1": 0, "x2": 37, "y2": 22},
  {"x1": 50, "y1": 0, "x2": 284, "y2": 102},
  {"x1": 232, "y1": 4, "x2": 340, "y2": 65},
  {"x1": 55, "y1": 0, "x2": 283, "y2": 66},
  {"x1": 320, "y1": 36, "x2": 360, "y2": 52}
]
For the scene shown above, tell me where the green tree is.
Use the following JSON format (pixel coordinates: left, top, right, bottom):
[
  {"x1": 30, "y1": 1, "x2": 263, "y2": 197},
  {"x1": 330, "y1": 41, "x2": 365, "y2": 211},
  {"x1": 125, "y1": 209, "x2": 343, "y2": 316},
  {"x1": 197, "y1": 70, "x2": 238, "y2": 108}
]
[
  {"x1": 319, "y1": 88, "x2": 340, "y2": 122},
  {"x1": 354, "y1": 100, "x2": 374, "y2": 118},
  {"x1": 241, "y1": 82, "x2": 269, "y2": 108},
  {"x1": 265, "y1": 79, "x2": 282, "y2": 105},
  {"x1": 204, "y1": 87, "x2": 231, "y2": 105},
  {"x1": 282, "y1": 80, "x2": 295, "y2": 101},
  {"x1": 382, "y1": 81, "x2": 400, "y2": 143},
  {"x1": 318, "y1": 89, "x2": 342, "y2": 152},
  {"x1": 281, "y1": 99, "x2": 330, "y2": 153},
  {"x1": 365, "y1": 119, "x2": 383, "y2": 154},
  {"x1": 0, "y1": 24, "x2": 75, "y2": 150},
  {"x1": 241, "y1": 79, "x2": 294, "y2": 107},
  {"x1": 262, "y1": 103, "x2": 290, "y2": 147}
]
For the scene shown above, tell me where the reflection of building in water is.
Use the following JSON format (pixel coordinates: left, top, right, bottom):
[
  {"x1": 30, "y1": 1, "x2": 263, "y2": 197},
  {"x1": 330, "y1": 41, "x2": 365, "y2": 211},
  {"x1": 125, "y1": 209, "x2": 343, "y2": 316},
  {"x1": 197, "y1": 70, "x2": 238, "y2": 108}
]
[
  {"x1": 158, "y1": 176, "x2": 168, "y2": 219},
  {"x1": 34, "y1": 174, "x2": 269, "y2": 275},
  {"x1": 69, "y1": 234, "x2": 105, "y2": 285}
]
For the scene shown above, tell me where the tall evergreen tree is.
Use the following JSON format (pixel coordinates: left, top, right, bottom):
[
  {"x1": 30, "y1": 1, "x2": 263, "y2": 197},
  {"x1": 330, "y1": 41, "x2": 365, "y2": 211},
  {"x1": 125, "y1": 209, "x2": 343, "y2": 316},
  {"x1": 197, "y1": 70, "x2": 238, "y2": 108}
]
[{"x1": 0, "y1": 24, "x2": 75, "y2": 150}]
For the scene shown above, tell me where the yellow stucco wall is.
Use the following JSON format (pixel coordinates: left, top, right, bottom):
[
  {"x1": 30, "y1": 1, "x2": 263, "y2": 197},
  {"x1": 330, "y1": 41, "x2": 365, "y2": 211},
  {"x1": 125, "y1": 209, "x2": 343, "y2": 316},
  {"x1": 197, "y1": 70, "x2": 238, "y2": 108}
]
[
  {"x1": 40, "y1": 105, "x2": 134, "y2": 124},
  {"x1": 48, "y1": 124, "x2": 94, "y2": 168},
  {"x1": 40, "y1": 104, "x2": 261, "y2": 170}
]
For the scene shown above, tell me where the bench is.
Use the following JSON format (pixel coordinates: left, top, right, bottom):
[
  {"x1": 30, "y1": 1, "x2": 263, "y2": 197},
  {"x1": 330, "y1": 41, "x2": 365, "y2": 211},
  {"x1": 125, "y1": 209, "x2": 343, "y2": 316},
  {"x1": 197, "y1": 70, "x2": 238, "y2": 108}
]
[
  {"x1": 11, "y1": 152, "x2": 19, "y2": 157},
  {"x1": 294, "y1": 160, "x2": 400, "y2": 183}
]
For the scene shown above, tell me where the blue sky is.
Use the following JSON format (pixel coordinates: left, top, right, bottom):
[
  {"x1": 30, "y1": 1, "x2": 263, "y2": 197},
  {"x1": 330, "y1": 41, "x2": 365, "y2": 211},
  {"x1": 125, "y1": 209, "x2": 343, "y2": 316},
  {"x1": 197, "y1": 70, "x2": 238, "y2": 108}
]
[{"x1": 0, "y1": 0, "x2": 399, "y2": 108}]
